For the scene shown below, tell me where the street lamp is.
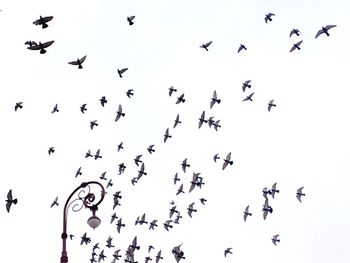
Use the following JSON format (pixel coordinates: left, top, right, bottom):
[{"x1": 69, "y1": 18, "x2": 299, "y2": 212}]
[{"x1": 60, "y1": 181, "x2": 106, "y2": 263}]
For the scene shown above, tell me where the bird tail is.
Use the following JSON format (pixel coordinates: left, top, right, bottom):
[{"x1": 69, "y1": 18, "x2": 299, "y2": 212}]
[
  {"x1": 79, "y1": 64, "x2": 83, "y2": 69},
  {"x1": 40, "y1": 49, "x2": 47, "y2": 54},
  {"x1": 13, "y1": 199, "x2": 18, "y2": 204},
  {"x1": 42, "y1": 23, "x2": 48, "y2": 29}
]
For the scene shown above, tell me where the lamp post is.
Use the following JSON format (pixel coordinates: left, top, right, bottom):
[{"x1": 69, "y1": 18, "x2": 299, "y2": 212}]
[{"x1": 60, "y1": 181, "x2": 106, "y2": 263}]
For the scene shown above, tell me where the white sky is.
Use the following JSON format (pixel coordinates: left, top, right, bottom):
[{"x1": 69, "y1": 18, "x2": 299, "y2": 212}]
[{"x1": 1, "y1": 0, "x2": 350, "y2": 263}]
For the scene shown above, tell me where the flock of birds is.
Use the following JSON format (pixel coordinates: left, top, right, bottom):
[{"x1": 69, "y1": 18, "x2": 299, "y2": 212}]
[{"x1": 2, "y1": 7, "x2": 337, "y2": 263}]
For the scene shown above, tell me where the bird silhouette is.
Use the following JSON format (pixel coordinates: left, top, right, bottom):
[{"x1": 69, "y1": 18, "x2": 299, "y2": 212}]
[
  {"x1": 169, "y1": 86, "x2": 177, "y2": 96},
  {"x1": 100, "y1": 171, "x2": 107, "y2": 180},
  {"x1": 187, "y1": 202, "x2": 197, "y2": 217},
  {"x1": 224, "y1": 248, "x2": 232, "y2": 257},
  {"x1": 75, "y1": 166, "x2": 82, "y2": 178},
  {"x1": 242, "y1": 80, "x2": 252, "y2": 92},
  {"x1": 243, "y1": 205, "x2": 252, "y2": 221},
  {"x1": 169, "y1": 206, "x2": 179, "y2": 218},
  {"x1": 33, "y1": 15, "x2": 53, "y2": 28},
  {"x1": 173, "y1": 173, "x2": 180, "y2": 184},
  {"x1": 118, "y1": 163, "x2": 126, "y2": 175},
  {"x1": 271, "y1": 182, "x2": 279, "y2": 198},
  {"x1": 94, "y1": 149, "x2": 102, "y2": 160},
  {"x1": 51, "y1": 104, "x2": 59, "y2": 113},
  {"x1": 116, "y1": 218, "x2": 125, "y2": 233},
  {"x1": 147, "y1": 144, "x2": 155, "y2": 154},
  {"x1": 137, "y1": 163, "x2": 147, "y2": 179},
  {"x1": 198, "y1": 111, "x2": 208, "y2": 128},
  {"x1": 265, "y1": 13, "x2": 275, "y2": 23},
  {"x1": 117, "y1": 142, "x2": 124, "y2": 152},
  {"x1": 262, "y1": 198, "x2": 273, "y2": 220},
  {"x1": 290, "y1": 28, "x2": 301, "y2": 37},
  {"x1": 163, "y1": 220, "x2": 173, "y2": 231},
  {"x1": 173, "y1": 114, "x2": 182, "y2": 128},
  {"x1": 155, "y1": 250, "x2": 163, "y2": 263},
  {"x1": 50, "y1": 196, "x2": 59, "y2": 207},
  {"x1": 176, "y1": 94, "x2": 185, "y2": 104},
  {"x1": 99, "y1": 96, "x2": 107, "y2": 107},
  {"x1": 27, "y1": 40, "x2": 54, "y2": 54},
  {"x1": 268, "y1": 99, "x2": 276, "y2": 111},
  {"x1": 315, "y1": 25, "x2": 336, "y2": 38},
  {"x1": 199, "y1": 198, "x2": 207, "y2": 205},
  {"x1": 134, "y1": 155, "x2": 143, "y2": 166},
  {"x1": 98, "y1": 250, "x2": 106, "y2": 262},
  {"x1": 243, "y1": 92, "x2": 255, "y2": 102},
  {"x1": 164, "y1": 128, "x2": 172, "y2": 143},
  {"x1": 210, "y1": 90, "x2": 221, "y2": 108},
  {"x1": 117, "y1": 68, "x2": 128, "y2": 78},
  {"x1": 68, "y1": 55, "x2": 87, "y2": 69},
  {"x1": 237, "y1": 44, "x2": 247, "y2": 53},
  {"x1": 296, "y1": 187, "x2": 305, "y2": 202},
  {"x1": 80, "y1": 232, "x2": 91, "y2": 245},
  {"x1": 127, "y1": 16, "x2": 135, "y2": 25},
  {"x1": 24, "y1": 41, "x2": 38, "y2": 47},
  {"x1": 126, "y1": 89, "x2": 134, "y2": 98},
  {"x1": 90, "y1": 120, "x2": 98, "y2": 130},
  {"x1": 115, "y1": 104, "x2": 125, "y2": 122},
  {"x1": 5, "y1": 189, "x2": 17, "y2": 212},
  {"x1": 200, "y1": 41, "x2": 212, "y2": 51},
  {"x1": 48, "y1": 147, "x2": 55, "y2": 155},
  {"x1": 222, "y1": 152, "x2": 233, "y2": 170},
  {"x1": 106, "y1": 179, "x2": 113, "y2": 188},
  {"x1": 181, "y1": 158, "x2": 190, "y2": 173},
  {"x1": 213, "y1": 153, "x2": 220, "y2": 162},
  {"x1": 176, "y1": 184, "x2": 185, "y2": 195},
  {"x1": 15, "y1": 102, "x2": 23, "y2": 111},
  {"x1": 80, "y1": 104, "x2": 87, "y2": 114},
  {"x1": 110, "y1": 213, "x2": 118, "y2": 224},
  {"x1": 85, "y1": 150, "x2": 93, "y2": 158},
  {"x1": 272, "y1": 234, "x2": 280, "y2": 245},
  {"x1": 290, "y1": 40, "x2": 303, "y2": 52},
  {"x1": 149, "y1": 219, "x2": 158, "y2": 230}
]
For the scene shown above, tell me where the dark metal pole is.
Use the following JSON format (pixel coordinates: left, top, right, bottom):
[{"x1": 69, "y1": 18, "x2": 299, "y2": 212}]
[{"x1": 60, "y1": 181, "x2": 105, "y2": 263}]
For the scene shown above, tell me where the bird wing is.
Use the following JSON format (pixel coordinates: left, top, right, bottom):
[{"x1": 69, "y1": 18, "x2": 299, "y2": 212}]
[
  {"x1": 325, "y1": 25, "x2": 337, "y2": 30},
  {"x1": 199, "y1": 111, "x2": 205, "y2": 128},
  {"x1": 68, "y1": 60, "x2": 79, "y2": 65},
  {"x1": 7, "y1": 189, "x2": 13, "y2": 200},
  {"x1": 315, "y1": 29, "x2": 324, "y2": 38},
  {"x1": 80, "y1": 55, "x2": 87, "y2": 63},
  {"x1": 41, "y1": 40, "x2": 55, "y2": 48},
  {"x1": 119, "y1": 68, "x2": 128, "y2": 74},
  {"x1": 205, "y1": 41, "x2": 212, "y2": 48}
]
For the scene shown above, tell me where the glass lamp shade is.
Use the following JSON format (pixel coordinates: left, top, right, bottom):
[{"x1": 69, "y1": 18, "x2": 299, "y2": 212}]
[{"x1": 87, "y1": 215, "x2": 101, "y2": 229}]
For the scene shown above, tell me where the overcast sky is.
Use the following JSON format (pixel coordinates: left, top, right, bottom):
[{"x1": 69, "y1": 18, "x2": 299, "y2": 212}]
[{"x1": 1, "y1": 0, "x2": 350, "y2": 263}]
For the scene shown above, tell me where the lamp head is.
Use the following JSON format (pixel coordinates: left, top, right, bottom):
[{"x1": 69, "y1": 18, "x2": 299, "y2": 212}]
[{"x1": 87, "y1": 215, "x2": 101, "y2": 229}]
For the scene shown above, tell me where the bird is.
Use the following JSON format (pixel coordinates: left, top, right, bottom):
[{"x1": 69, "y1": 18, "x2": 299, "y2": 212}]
[
  {"x1": 85, "y1": 150, "x2": 93, "y2": 158},
  {"x1": 210, "y1": 90, "x2": 221, "y2": 108},
  {"x1": 290, "y1": 28, "x2": 301, "y2": 37},
  {"x1": 33, "y1": 15, "x2": 53, "y2": 28},
  {"x1": 262, "y1": 187, "x2": 272, "y2": 199},
  {"x1": 315, "y1": 25, "x2": 337, "y2": 38},
  {"x1": 112, "y1": 250, "x2": 122, "y2": 260},
  {"x1": 173, "y1": 114, "x2": 181, "y2": 128},
  {"x1": 131, "y1": 177, "x2": 138, "y2": 186},
  {"x1": 5, "y1": 189, "x2": 18, "y2": 212},
  {"x1": 98, "y1": 250, "x2": 106, "y2": 262},
  {"x1": 224, "y1": 248, "x2": 232, "y2": 257},
  {"x1": 80, "y1": 104, "x2": 87, "y2": 114},
  {"x1": 15, "y1": 102, "x2": 23, "y2": 111},
  {"x1": 126, "y1": 89, "x2": 134, "y2": 98},
  {"x1": 200, "y1": 41, "x2": 212, "y2": 51},
  {"x1": 117, "y1": 142, "x2": 124, "y2": 152},
  {"x1": 181, "y1": 158, "x2": 190, "y2": 173},
  {"x1": 213, "y1": 153, "x2": 220, "y2": 162},
  {"x1": 189, "y1": 173, "x2": 199, "y2": 193},
  {"x1": 271, "y1": 182, "x2": 280, "y2": 198},
  {"x1": 75, "y1": 167, "x2": 82, "y2": 178},
  {"x1": 268, "y1": 99, "x2": 276, "y2": 111},
  {"x1": 94, "y1": 149, "x2": 102, "y2": 160},
  {"x1": 265, "y1": 13, "x2": 275, "y2": 23},
  {"x1": 134, "y1": 155, "x2": 143, "y2": 166},
  {"x1": 100, "y1": 96, "x2": 107, "y2": 107},
  {"x1": 116, "y1": 218, "x2": 125, "y2": 233},
  {"x1": 237, "y1": 44, "x2": 247, "y2": 53},
  {"x1": 243, "y1": 92, "x2": 255, "y2": 102},
  {"x1": 172, "y1": 244, "x2": 185, "y2": 262},
  {"x1": 149, "y1": 219, "x2": 158, "y2": 230},
  {"x1": 147, "y1": 144, "x2": 155, "y2": 154},
  {"x1": 50, "y1": 196, "x2": 59, "y2": 207},
  {"x1": 51, "y1": 104, "x2": 59, "y2": 113},
  {"x1": 115, "y1": 104, "x2": 125, "y2": 122},
  {"x1": 68, "y1": 55, "x2": 87, "y2": 69},
  {"x1": 222, "y1": 152, "x2": 233, "y2": 170},
  {"x1": 118, "y1": 163, "x2": 126, "y2": 175},
  {"x1": 213, "y1": 120, "x2": 221, "y2": 131},
  {"x1": 137, "y1": 163, "x2": 147, "y2": 179},
  {"x1": 117, "y1": 68, "x2": 128, "y2": 78},
  {"x1": 80, "y1": 232, "x2": 91, "y2": 245},
  {"x1": 187, "y1": 202, "x2": 197, "y2": 217},
  {"x1": 176, "y1": 93, "x2": 185, "y2": 104},
  {"x1": 262, "y1": 198, "x2": 273, "y2": 220},
  {"x1": 90, "y1": 120, "x2": 98, "y2": 130},
  {"x1": 242, "y1": 80, "x2": 252, "y2": 92},
  {"x1": 199, "y1": 198, "x2": 207, "y2": 205},
  {"x1": 272, "y1": 234, "x2": 280, "y2": 245},
  {"x1": 103, "y1": 236, "x2": 114, "y2": 249},
  {"x1": 127, "y1": 16, "x2": 135, "y2": 25},
  {"x1": 296, "y1": 187, "x2": 305, "y2": 202},
  {"x1": 290, "y1": 40, "x2": 303, "y2": 52},
  {"x1": 169, "y1": 206, "x2": 179, "y2": 218},
  {"x1": 106, "y1": 179, "x2": 113, "y2": 188},
  {"x1": 176, "y1": 184, "x2": 185, "y2": 195},
  {"x1": 243, "y1": 205, "x2": 252, "y2": 221},
  {"x1": 155, "y1": 250, "x2": 163, "y2": 263},
  {"x1": 27, "y1": 40, "x2": 54, "y2": 54},
  {"x1": 163, "y1": 220, "x2": 173, "y2": 231},
  {"x1": 169, "y1": 86, "x2": 177, "y2": 96},
  {"x1": 198, "y1": 111, "x2": 208, "y2": 128},
  {"x1": 99, "y1": 171, "x2": 107, "y2": 180},
  {"x1": 24, "y1": 41, "x2": 38, "y2": 47},
  {"x1": 164, "y1": 128, "x2": 172, "y2": 143},
  {"x1": 110, "y1": 213, "x2": 118, "y2": 224},
  {"x1": 173, "y1": 173, "x2": 180, "y2": 184},
  {"x1": 48, "y1": 147, "x2": 55, "y2": 155}
]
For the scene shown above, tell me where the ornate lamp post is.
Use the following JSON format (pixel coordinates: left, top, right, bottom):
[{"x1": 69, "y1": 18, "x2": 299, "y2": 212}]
[{"x1": 60, "y1": 181, "x2": 106, "y2": 263}]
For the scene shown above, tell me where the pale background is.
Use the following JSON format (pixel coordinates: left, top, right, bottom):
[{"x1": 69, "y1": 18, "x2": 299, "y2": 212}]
[{"x1": 0, "y1": 0, "x2": 349, "y2": 262}]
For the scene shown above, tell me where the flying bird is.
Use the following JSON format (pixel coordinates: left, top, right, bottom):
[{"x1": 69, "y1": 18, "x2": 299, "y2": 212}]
[
  {"x1": 116, "y1": 218, "x2": 125, "y2": 233},
  {"x1": 5, "y1": 189, "x2": 17, "y2": 212},
  {"x1": 115, "y1": 104, "x2": 125, "y2": 122},
  {"x1": 149, "y1": 219, "x2": 158, "y2": 230},
  {"x1": 80, "y1": 104, "x2": 87, "y2": 114},
  {"x1": 169, "y1": 86, "x2": 177, "y2": 96},
  {"x1": 127, "y1": 16, "x2": 135, "y2": 25},
  {"x1": 271, "y1": 182, "x2": 280, "y2": 198},
  {"x1": 126, "y1": 89, "x2": 134, "y2": 98},
  {"x1": 181, "y1": 158, "x2": 190, "y2": 173},
  {"x1": 90, "y1": 120, "x2": 98, "y2": 130},
  {"x1": 163, "y1": 220, "x2": 173, "y2": 231},
  {"x1": 164, "y1": 128, "x2": 172, "y2": 143},
  {"x1": 137, "y1": 163, "x2": 147, "y2": 179},
  {"x1": 222, "y1": 152, "x2": 233, "y2": 170},
  {"x1": 262, "y1": 187, "x2": 272, "y2": 199},
  {"x1": 51, "y1": 104, "x2": 59, "y2": 113},
  {"x1": 33, "y1": 15, "x2": 53, "y2": 28},
  {"x1": 262, "y1": 198, "x2": 273, "y2": 220},
  {"x1": 118, "y1": 163, "x2": 126, "y2": 175},
  {"x1": 50, "y1": 196, "x2": 59, "y2": 207},
  {"x1": 117, "y1": 142, "x2": 124, "y2": 152},
  {"x1": 198, "y1": 111, "x2": 208, "y2": 128},
  {"x1": 147, "y1": 144, "x2": 155, "y2": 154},
  {"x1": 155, "y1": 250, "x2": 163, "y2": 263},
  {"x1": 27, "y1": 40, "x2": 54, "y2": 54},
  {"x1": 24, "y1": 41, "x2": 38, "y2": 47},
  {"x1": 100, "y1": 96, "x2": 107, "y2": 107},
  {"x1": 243, "y1": 92, "x2": 255, "y2": 102},
  {"x1": 210, "y1": 90, "x2": 221, "y2": 108},
  {"x1": 169, "y1": 206, "x2": 179, "y2": 218},
  {"x1": 187, "y1": 202, "x2": 197, "y2": 217},
  {"x1": 80, "y1": 232, "x2": 91, "y2": 245},
  {"x1": 75, "y1": 167, "x2": 82, "y2": 178},
  {"x1": 272, "y1": 234, "x2": 280, "y2": 245},
  {"x1": 173, "y1": 173, "x2": 180, "y2": 184},
  {"x1": 117, "y1": 68, "x2": 128, "y2": 78},
  {"x1": 265, "y1": 13, "x2": 275, "y2": 23},
  {"x1": 176, "y1": 94, "x2": 185, "y2": 104},
  {"x1": 68, "y1": 55, "x2": 87, "y2": 69},
  {"x1": 213, "y1": 153, "x2": 220, "y2": 162},
  {"x1": 242, "y1": 80, "x2": 251, "y2": 92},
  {"x1": 199, "y1": 198, "x2": 207, "y2": 205},
  {"x1": 85, "y1": 150, "x2": 93, "y2": 158},
  {"x1": 268, "y1": 99, "x2": 276, "y2": 111},
  {"x1": 315, "y1": 25, "x2": 337, "y2": 38},
  {"x1": 290, "y1": 28, "x2": 301, "y2": 37},
  {"x1": 15, "y1": 102, "x2": 23, "y2": 111},
  {"x1": 243, "y1": 205, "x2": 252, "y2": 221},
  {"x1": 106, "y1": 236, "x2": 115, "y2": 248},
  {"x1": 290, "y1": 40, "x2": 303, "y2": 52},
  {"x1": 173, "y1": 114, "x2": 181, "y2": 128},
  {"x1": 134, "y1": 155, "x2": 143, "y2": 166},
  {"x1": 110, "y1": 213, "x2": 118, "y2": 224},
  {"x1": 48, "y1": 147, "x2": 55, "y2": 155},
  {"x1": 296, "y1": 187, "x2": 305, "y2": 202},
  {"x1": 94, "y1": 149, "x2": 102, "y2": 160},
  {"x1": 98, "y1": 250, "x2": 106, "y2": 262},
  {"x1": 176, "y1": 184, "x2": 184, "y2": 195},
  {"x1": 237, "y1": 44, "x2": 247, "y2": 53},
  {"x1": 224, "y1": 248, "x2": 232, "y2": 257},
  {"x1": 200, "y1": 41, "x2": 212, "y2": 51}
]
